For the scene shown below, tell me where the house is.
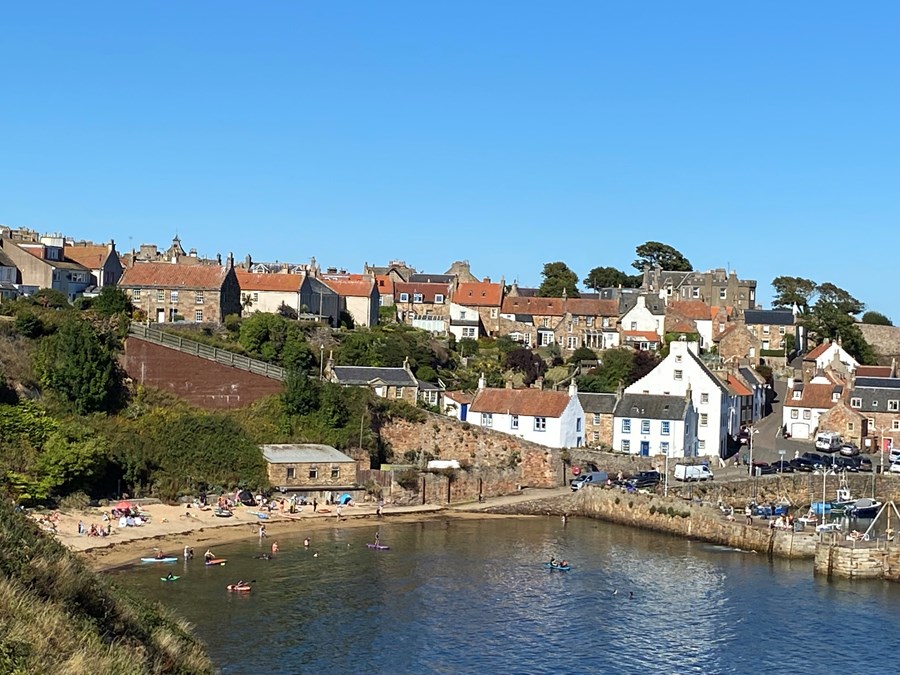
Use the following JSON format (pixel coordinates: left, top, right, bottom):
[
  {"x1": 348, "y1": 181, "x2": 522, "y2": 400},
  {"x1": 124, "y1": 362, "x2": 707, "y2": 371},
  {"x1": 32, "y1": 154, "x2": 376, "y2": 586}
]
[
  {"x1": 363, "y1": 260, "x2": 415, "y2": 284},
  {"x1": 578, "y1": 392, "x2": 618, "y2": 448},
  {"x1": 802, "y1": 340, "x2": 859, "y2": 379},
  {"x1": 374, "y1": 275, "x2": 395, "y2": 307},
  {"x1": 848, "y1": 376, "x2": 900, "y2": 454},
  {"x1": 118, "y1": 256, "x2": 242, "y2": 323},
  {"x1": 298, "y1": 271, "x2": 340, "y2": 326},
  {"x1": 416, "y1": 378, "x2": 445, "y2": 408},
  {"x1": 738, "y1": 366, "x2": 769, "y2": 421},
  {"x1": 0, "y1": 247, "x2": 19, "y2": 302},
  {"x1": 443, "y1": 390, "x2": 475, "y2": 421},
  {"x1": 626, "y1": 339, "x2": 741, "y2": 458},
  {"x1": 449, "y1": 279, "x2": 504, "y2": 339},
  {"x1": 665, "y1": 300, "x2": 715, "y2": 348},
  {"x1": 63, "y1": 240, "x2": 123, "y2": 289},
  {"x1": 782, "y1": 370, "x2": 844, "y2": 440},
  {"x1": 498, "y1": 294, "x2": 619, "y2": 351},
  {"x1": 0, "y1": 234, "x2": 93, "y2": 300},
  {"x1": 260, "y1": 443, "x2": 358, "y2": 494},
  {"x1": 612, "y1": 393, "x2": 698, "y2": 457},
  {"x1": 642, "y1": 266, "x2": 757, "y2": 311},
  {"x1": 744, "y1": 309, "x2": 800, "y2": 354},
  {"x1": 817, "y1": 401, "x2": 868, "y2": 449},
  {"x1": 618, "y1": 294, "x2": 665, "y2": 339},
  {"x1": 235, "y1": 270, "x2": 302, "y2": 315},
  {"x1": 327, "y1": 359, "x2": 419, "y2": 404},
  {"x1": 622, "y1": 331, "x2": 662, "y2": 352},
  {"x1": 321, "y1": 277, "x2": 380, "y2": 328},
  {"x1": 394, "y1": 281, "x2": 452, "y2": 334},
  {"x1": 467, "y1": 379, "x2": 585, "y2": 449}
]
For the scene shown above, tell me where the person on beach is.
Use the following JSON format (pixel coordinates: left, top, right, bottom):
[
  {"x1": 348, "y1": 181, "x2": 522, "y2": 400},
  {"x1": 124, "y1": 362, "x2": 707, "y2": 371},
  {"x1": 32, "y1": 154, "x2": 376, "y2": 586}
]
[
  {"x1": 272, "y1": 541, "x2": 279, "y2": 553},
  {"x1": 376, "y1": 499, "x2": 383, "y2": 517},
  {"x1": 304, "y1": 537, "x2": 310, "y2": 547},
  {"x1": 259, "y1": 524, "x2": 267, "y2": 538},
  {"x1": 374, "y1": 531, "x2": 380, "y2": 546},
  {"x1": 184, "y1": 545, "x2": 190, "y2": 559}
]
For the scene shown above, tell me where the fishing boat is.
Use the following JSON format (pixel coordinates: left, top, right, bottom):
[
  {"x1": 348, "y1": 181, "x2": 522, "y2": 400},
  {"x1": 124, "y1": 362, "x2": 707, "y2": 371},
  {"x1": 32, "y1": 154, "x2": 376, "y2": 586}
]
[
  {"x1": 366, "y1": 543, "x2": 390, "y2": 550},
  {"x1": 140, "y1": 557, "x2": 178, "y2": 563},
  {"x1": 846, "y1": 498, "x2": 882, "y2": 518},
  {"x1": 543, "y1": 562, "x2": 571, "y2": 571}
]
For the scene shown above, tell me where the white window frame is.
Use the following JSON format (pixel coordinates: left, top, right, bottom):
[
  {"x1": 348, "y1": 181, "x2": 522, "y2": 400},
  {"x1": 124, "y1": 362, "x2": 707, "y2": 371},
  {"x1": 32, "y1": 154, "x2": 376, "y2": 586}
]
[
  {"x1": 194, "y1": 310, "x2": 203, "y2": 322},
  {"x1": 395, "y1": 387, "x2": 404, "y2": 399},
  {"x1": 674, "y1": 370, "x2": 683, "y2": 381},
  {"x1": 592, "y1": 413, "x2": 601, "y2": 425},
  {"x1": 413, "y1": 293, "x2": 423, "y2": 303},
  {"x1": 661, "y1": 421, "x2": 670, "y2": 435},
  {"x1": 700, "y1": 413, "x2": 708, "y2": 427},
  {"x1": 660, "y1": 441, "x2": 670, "y2": 455},
  {"x1": 719, "y1": 288, "x2": 727, "y2": 299},
  {"x1": 511, "y1": 415, "x2": 519, "y2": 430},
  {"x1": 399, "y1": 293, "x2": 409, "y2": 302},
  {"x1": 490, "y1": 307, "x2": 498, "y2": 318},
  {"x1": 534, "y1": 417, "x2": 547, "y2": 432},
  {"x1": 700, "y1": 393, "x2": 709, "y2": 404},
  {"x1": 622, "y1": 440, "x2": 631, "y2": 453},
  {"x1": 889, "y1": 400, "x2": 899, "y2": 412},
  {"x1": 893, "y1": 420, "x2": 900, "y2": 431},
  {"x1": 434, "y1": 294, "x2": 444, "y2": 304},
  {"x1": 481, "y1": 413, "x2": 493, "y2": 427},
  {"x1": 171, "y1": 290, "x2": 179, "y2": 303},
  {"x1": 803, "y1": 410, "x2": 811, "y2": 420},
  {"x1": 791, "y1": 409, "x2": 799, "y2": 419},
  {"x1": 195, "y1": 290, "x2": 204, "y2": 304},
  {"x1": 308, "y1": 466, "x2": 318, "y2": 479},
  {"x1": 132, "y1": 289, "x2": 141, "y2": 301},
  {"x1": 622, "y1": 419, "x2": 631, "y2": 433},
  {"x1": 331, "y1": 466, "x2": 340, "y2": 479}
]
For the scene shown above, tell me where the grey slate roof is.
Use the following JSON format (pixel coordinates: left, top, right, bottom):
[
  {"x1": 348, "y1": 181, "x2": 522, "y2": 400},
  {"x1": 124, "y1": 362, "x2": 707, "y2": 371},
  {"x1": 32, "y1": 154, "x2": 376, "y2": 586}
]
[
  {"x1": 614, "y1": 394, "x2": 688, "y2": 420},
  {"x1": 416, "y1": 378, "x2": 444, "y2": 391},
  {"x1": 744, "y1": 310, "x2": 794, "y2": 326},
  {"x1": 854, "y1": 377, "x2": 900, "y2": 390},
  {"x1": 620, "y1": 293, "x2": 666, "y2": 316},
  {"x1": 0, "y1": 248, "x2": 17, "y2": 268},
  {"x1": 450, "y1": 318, "x2": 480, "y2": 327},
  {"x1": 331, "y1": 365, "x2": 417, "y2": 387},
  {"x1": 578, "y1": 392, "x2": 617, "y2": 414},
  {"x1": 850, "y1": 377, "x2": 900, "y2": 411},
  {"x1": 260, "y1": 443, "x2": 355, "y2": 464},
  {"x1": 409, "y1": 273, "x2": 455, "y2": 284},
  {"x1": 739, "y1": 366, "x2": 765, "y2": 386}
]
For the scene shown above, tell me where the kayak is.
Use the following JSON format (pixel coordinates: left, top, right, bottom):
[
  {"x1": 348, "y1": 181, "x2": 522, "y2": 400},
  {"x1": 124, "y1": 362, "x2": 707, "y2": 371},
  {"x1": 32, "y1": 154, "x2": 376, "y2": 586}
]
[
  {"x1": 160, "y1": 576, "x2": 180, "y2": 582},
  {"x1": 543, "y1": 563, "x2": 572, "y2": 571},
  {"x1": 205, "y1": 558, "x2": 227, "y2": 566},
  {"x1": 227, "y1": 584, "x2": 251, "y2": 592},
  {"x1": 141, "y1": 557, "x2": 178, "y2": 563},
  {"x1": 214, "y1": 509, "x2": 233, "y2": 517},
  {"x1": 367, "y1": 544, "x2": 390, "y2": 550}
]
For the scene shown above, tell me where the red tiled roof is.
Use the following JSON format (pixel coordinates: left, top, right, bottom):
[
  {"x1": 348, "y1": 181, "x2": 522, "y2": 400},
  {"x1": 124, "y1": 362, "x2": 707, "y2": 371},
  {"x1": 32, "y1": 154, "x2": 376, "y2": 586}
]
[
  {"x1": 623, "y1": 331, "x2": 660, "y2": 342},
  {"x1": 805, "y1": 342, "x2": 832, "y2": 360},
  {"x1": 444, "y1": 390, "x2": 475, "y2": 405},
  {"x1": 856, "y1": 366, "x2": 892, "y2": 377},
  {"x1": 669, "y1": 300, "x2": 713, "y2": 321},
  {"x1": 665, "y1": 316, "x2": 696, "y2": 334},
  {"x1": 470, "y1": 388, "x2": 571, "y2": 417},
  {"x1": 322, "y1": 278, "x2": 374, "y2": 298},
  {"x1": 501, "y1": 296, "x2": 618, "y2": 317},
  {"x1": 374, "y1": 275, "x2": 394, "y2": 295},
  {"x1": 64, "y1": 245, "x2": 110, "y2": 270},
  {"x1": 235, "y1": 270, "x2": 302, "y2": 292},
  {"x1": 784, "y1": 382, "x2": 839, "y2": 409},
  {"x1": 394, "y1": 282, "x2": 450, "y2": 302},
  {"x1": 727, "y1": 375, "x2": 753, "y2": 396},
  {"x1": 453, "y1": 281, "x2": 503, "y2": 307},
  {"x1": 119, "y1": 262, "x2": 230, "y2": 289}
]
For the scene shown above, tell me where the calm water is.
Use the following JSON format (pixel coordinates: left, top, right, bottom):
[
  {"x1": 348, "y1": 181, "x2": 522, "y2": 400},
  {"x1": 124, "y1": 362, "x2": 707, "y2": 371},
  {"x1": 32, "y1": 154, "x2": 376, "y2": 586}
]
[{"x1": 112, "y1": 517, "x2": 900, "y2": 674}]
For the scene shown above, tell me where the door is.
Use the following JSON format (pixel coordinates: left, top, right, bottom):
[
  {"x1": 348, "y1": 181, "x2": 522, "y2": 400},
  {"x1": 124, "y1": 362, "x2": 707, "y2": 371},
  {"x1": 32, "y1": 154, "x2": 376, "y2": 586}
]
[
  {"x1": 156, "y1": 308, "x2": 165, "y2": 323},
  {"x1": 640, "y1": 441, "x2": 650, "y2": 456}
]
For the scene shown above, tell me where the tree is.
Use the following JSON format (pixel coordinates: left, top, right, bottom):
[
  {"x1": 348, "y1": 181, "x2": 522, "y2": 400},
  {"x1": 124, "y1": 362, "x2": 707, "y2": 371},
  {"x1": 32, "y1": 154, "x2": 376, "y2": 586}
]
[
  {"x1": 804, "y1": 282, "x2": 874, "y2": 364},
  {"x1": 568, "y1": 346, "x2": 598, "y2": 364},
  {"x1": 282, "y1": 371, "x2": 320, "y2": 416},
  {"x1": 504, "y1": 348, "x2": 547, "y2": 386},
  {"x1": 576, "y1": 348, "x2": 634, "y2": 393},
  {"x1": 276, "y1": 302, "x2": 298, "y2": 320},
  {"x1": 92, "y1": 286, "x2": 132, "y2": 317},
  {"x1": 861, "y1": 311, "x2": 892, "y2": 326},
  {"x1": 34, "y1": 318, "x2": 123, "y2": 414},
  {"x1": 584, "y1": 266, "x2": 640, "y2": 291},
  {"x1": 632, "y1": 242, "x2": 692, "y2": 272},
  {"x1": 771, "y1": 276, "x2": 816, "y2": 312},
  {"x1": 538, "y1": 262, "x2": 579, "y2": 298}
]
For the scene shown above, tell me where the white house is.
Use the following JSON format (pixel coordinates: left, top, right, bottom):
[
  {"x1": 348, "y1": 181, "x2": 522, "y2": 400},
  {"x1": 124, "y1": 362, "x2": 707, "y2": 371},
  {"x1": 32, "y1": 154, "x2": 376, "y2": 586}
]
[
  {"x1": 612, "y1": 393, "x2": 698, "y2": 457},
  {"x1": 782, "y1": 371, "x2": 843, "y2": 440},
  {"x1": 619, "y1": 294, "x2": 664, "y2": 338},
  {"x1": 235, "y1": 270, "x2": 302, "y2": 314},
  {"x1": 467, "y1": 379, "x2": 585, "y2": 448},
  {"x1": 804, "y1": 339, "x2": 859, "y2": 374},
  {"x1": 626, "y1": 339, "x2": 740, "y2": 458}
]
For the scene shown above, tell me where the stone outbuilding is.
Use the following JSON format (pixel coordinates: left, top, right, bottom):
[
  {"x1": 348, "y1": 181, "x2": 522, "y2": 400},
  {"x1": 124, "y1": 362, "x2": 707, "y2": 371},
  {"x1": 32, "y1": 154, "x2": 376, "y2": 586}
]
[{"x1": 261, "y1": 444, "x2": 358, "y2": 496}]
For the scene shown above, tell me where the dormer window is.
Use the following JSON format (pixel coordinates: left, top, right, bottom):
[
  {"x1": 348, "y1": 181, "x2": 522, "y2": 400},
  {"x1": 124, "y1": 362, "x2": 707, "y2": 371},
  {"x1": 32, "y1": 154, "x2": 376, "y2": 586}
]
[
  {"x1": 889, "y1": 400, "x2": 899, "y2": 412},
  {"x1": 793, "y1": 390, "x2": 801, "y2": 400},
  {"x1": 399, "y1": 293, "x2": 409, "y2": 302},
  {"x1": 413, "y1": 293, "x2": 423, "y2": 303},
  {"x1": 434, "y1": 294, "x2": 444, "y2": 304},
  {"x1": 850, "y1": 397, "x2": 862, "y2": 408}
]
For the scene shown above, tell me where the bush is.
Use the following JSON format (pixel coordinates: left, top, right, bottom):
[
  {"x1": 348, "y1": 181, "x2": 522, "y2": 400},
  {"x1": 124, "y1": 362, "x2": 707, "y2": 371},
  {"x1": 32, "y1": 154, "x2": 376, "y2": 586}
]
[{"x1": 395, "y1": 468, "x2": 420, "y2": 492}]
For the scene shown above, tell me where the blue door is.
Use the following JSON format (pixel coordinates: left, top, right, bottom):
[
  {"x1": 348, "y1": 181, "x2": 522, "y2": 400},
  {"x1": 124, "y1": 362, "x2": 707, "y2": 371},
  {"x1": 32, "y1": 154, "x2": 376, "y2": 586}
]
[{"x1": 640, "y1": 441, "x2": 650, "y2": 456}]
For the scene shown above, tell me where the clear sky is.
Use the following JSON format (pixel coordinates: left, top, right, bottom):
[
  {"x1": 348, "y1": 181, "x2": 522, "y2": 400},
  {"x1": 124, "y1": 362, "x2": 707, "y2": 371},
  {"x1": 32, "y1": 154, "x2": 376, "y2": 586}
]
[{"x1": 2, "y1": 2, "x2": 898, "y2": 317}]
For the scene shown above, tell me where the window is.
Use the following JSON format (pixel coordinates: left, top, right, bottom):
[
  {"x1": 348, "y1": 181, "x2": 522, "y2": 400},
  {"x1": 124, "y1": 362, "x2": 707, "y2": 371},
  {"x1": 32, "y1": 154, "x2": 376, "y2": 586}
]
[
  {"x1": 793, "y1": 390, "x2": 801, "y2": 400},
  {"x1": 698, "y1": 440, "x2": 706, "y2": 451},
  {"x1": 490, "y1": 308, "x2": 498, "y2": 318},
  {"x1": 194, "y1": 310, "x2": 203, "y2": 322},
  {"x1": 762, "y1": 340, "x2": 770, "y2": 350},
  {"x1": 622, "y1": 419, "x2": 631, "y2": 433},
  {"x1": 763, "y1": 325, "x2": 770, "y2": 334},
  {"x1": 195, "y1": 291, "x2": 204, "y2": 304},
  {"x1": 542, "y1": 318, "x2": 550, "y2": 327},
  {"x1": 286, "y1": 467, "x2": 295, "y2": 479},
  {"x1": 602, "y1": 317, "x2": 610, "y2": 328},
  {"x1": 622, "y1": 440, "x2": 631, "y2": 453},
  {"x1": 692, "y1": 288, "x2": 700, "y2": 298},
  {"x1": 848, "y1": 422, "x2": 855, "y2": 432},
  {"x1": 889, "y1": 401, "x2": 899, "y2": 412},
  {"x1": 700, "y1": 413, "x2": 708, "y2": 427},
  {"x1": 675, "y1": 354, "x2": 682, "y2": 363},
  {"x1": 779, "y1": 326, "x2": 786, "y2": 335},
  {"x1": 868, "y1": 418, "x2": 876, "y2": 427},
  {"x1": 462, "y1": 327, "x2": 477, "y2": 338},
  {"x1": 803, "y1": 410, "x2": 811, "y2": 420},
  {"x1": 586, "y1": 317, "x2": 594, "y2": 327},
  {"x1": 434, "y1": 294, "x2": 444, "y2": 304},
  {"x1": 641, "y1": 419, "x2": 650, "y2": 434},
  {"x1": 157, "y1": 290, "x2": 165, "y2": 302},
  {"x1": 592, "y1": 413, "x2": 601, "y2": 425},
  {"x1": 399, "y1": 293, "x2": 409, "y2": 302},
  {"x1": 873, "y1": 400, "x2": 879, "y2": 408},
  {"x1": 171, "y1": 290, "x2": 179, "y2": 303},
  {"x1": 719, "y1": 288, "x2": 727, "y2": 299},
  {"x1": 791, "y1": 409, "x2": 799, "y2": 419},
  {"x1": 567, "y1": 336, "x2": 578, "y2": 350},
  {"x1": 481, "y1": 413, "x2": 493, "y2": 427},
  {"x1": 395, "y1": 387, "x2": 403, "y2": 399},
  {"x1": 592, "y1": 431, "x2": 600, "y2": 443},
  {"x1": 511, "y1": 415, "x2": 519, "y2": 430},
  {"x1": 630, "y1": 321, "x2": 637, "y2": 330},
  {"x1": 660, "y1": 441, "x2": 670, "y2": 455},
  {"x1": 893, "y1": 420, "x2": 900, "y2": 431},
  {"x1": 666, "y1": 286, "x2": 673, "y2": 296},
  {"x1": 701, "y1": 393, "x2": 709, "y2": 404},
  {"x1": 674, "y1": 370, "x2": 683, "y2": 381},
  {"x1": 331, "y1": 466, "x2": 340, "y2": 479},
  {"x1": 413, "y1": 293, "x2": 423, "y2": 303},
  {"x1": 576, "y1": 418, "x2": 582, "y2": 432},
  {"x1": 131, "y1": 289, "x2": 141, "y2": 301},
  {"x1": 534, "y1": 417, "x2": 547, "y2": 431},
  {"x1": 308, "y1": 466, "x2": 318, "y2": 479},
  {"x1": 661, "y1": 421, "x2": 670, "y2": 435}
]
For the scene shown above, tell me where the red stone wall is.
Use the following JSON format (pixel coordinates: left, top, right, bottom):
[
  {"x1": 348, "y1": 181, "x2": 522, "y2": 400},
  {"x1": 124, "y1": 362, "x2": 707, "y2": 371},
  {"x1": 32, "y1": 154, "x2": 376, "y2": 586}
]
[{"x1": 123, "y1": 337, "x2": 284, "y2": 409}]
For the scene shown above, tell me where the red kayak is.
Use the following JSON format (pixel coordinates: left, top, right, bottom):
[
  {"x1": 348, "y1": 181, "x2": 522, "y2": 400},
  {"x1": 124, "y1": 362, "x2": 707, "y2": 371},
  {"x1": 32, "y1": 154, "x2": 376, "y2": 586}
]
[{"x1": 226, "y1": 584, "x2": 251, "y2": 592}]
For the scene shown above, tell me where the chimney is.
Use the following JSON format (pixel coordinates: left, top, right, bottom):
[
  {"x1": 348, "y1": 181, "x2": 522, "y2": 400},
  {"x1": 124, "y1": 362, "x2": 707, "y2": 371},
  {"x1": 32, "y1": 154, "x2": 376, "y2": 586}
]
[
  {"x1": 403, "y1": 356, "x2": 411, "y2": 374},
  {"x1": 245, "y1": 254, "x2": 252, "y2": 268},
  {"x1": 226, "y1": 252, "x2": 234, "y2": 269},
  {"x1": 533, "y1": 376, "x2": 544, "y2": 390},
  {"x1": 478, "y1": 373, "x2": 486, "y2": 390},
  {"x1": 505, "y1": 379, "x2": 513, "y2": 389},
  {"x1": 615, "y1": 380, "x2": 624, "y2": 402},
  {"x1": 216, "y1": 253, "x2": 222, "y2": 266},
  {"x1": 685, "y1": 381, "x2": 692, "y2": 404},
  {"x1": 568, "y1": 380, "x2": 578, "y2": 397}
]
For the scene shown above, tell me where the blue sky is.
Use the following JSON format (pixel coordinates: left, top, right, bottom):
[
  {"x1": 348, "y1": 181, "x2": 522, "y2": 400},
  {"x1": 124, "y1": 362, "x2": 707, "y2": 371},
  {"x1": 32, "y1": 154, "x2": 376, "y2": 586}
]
[{"x1": 2, "y1": 2, "x2": 898, "y2": 317}]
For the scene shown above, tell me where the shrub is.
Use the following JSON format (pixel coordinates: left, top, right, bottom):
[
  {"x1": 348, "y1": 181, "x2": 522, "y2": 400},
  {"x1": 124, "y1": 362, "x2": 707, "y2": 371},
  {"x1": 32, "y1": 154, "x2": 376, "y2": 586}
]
[{"x1": 395, "y1": 468, "x2": 420, "y2": 492}]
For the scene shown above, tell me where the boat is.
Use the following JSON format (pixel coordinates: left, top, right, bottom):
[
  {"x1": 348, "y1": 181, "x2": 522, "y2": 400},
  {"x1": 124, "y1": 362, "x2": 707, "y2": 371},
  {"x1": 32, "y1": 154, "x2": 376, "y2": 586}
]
[
  {"x1": 543, "y1": 562, "x2": 572, "y2": 571},
  {"x1": 214, "y1": 508, "x2": 233, "y2": 518},
  {"x1": 367, "y1": 543, "x2": 390, "y2": 550},
  {"x1": 140, "y1": 557, "x2": 178, "y2": 563},
  {"x1": 227, "y1": 584, "x2": 251, "y2": 592},
  {"x1": 205, "y1": 558, "x2": 227, "y2": 566},
  {"x1": 160, "y1": 576, "x2": 180, "y2": 582},
  {"x1": 846, "y1": 498, "x2": 882, "y2": 518}
]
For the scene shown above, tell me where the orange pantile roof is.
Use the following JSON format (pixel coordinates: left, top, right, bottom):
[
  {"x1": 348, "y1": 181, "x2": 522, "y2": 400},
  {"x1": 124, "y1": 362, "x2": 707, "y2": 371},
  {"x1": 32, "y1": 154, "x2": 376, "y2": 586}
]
[
  {"x1": 805, "y1": 342, "x2": 832, "y2": 360},
  {"x1": 322, "y1": 278, "x2": 375, "y2": 297},
  {"x1": 727, "y1": 375, "x2": 753, "y2": 396},
  {"x1": 501, "y1": 296, "x2": 618, "y2": 317},
  {"x1": 64, "y1": 245, "x2": 111, "y2": 270},
  {"x1": 445, "y1": 390, "x2": 475, "y2": 405},
  {"x1": 454, "y1": 281, "x2": 503, "y2": 307},
  {"x1": 665, "y1": 316, "x2": 696, "y2": 333},
  {"x1": 374, "y1": 275, "x2": 394, "y2": 295},
  {"x1": 669, "y1": 300, "x2": 713, "y2": 321},
  {"x1": 784, "y1": 382, "x2": 840, "y2": 410},
  {"x1": 856, "y1": 366, "x2": 892, "y2": 377},
  {"x1": 470, "y1": 388, "x2": 571, "y2": 417},
  {"x1": 119, "y1": 262, "x2": 229, "y2": 289},
  {"x1": 235, "y1": 270, "x2": 302, "y2": 293}
]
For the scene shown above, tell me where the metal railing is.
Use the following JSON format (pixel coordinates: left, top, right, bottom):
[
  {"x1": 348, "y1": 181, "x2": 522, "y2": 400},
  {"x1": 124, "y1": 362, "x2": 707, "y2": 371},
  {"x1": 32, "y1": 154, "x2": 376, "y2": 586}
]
[{"x1": 128, "y1": 323, "x2": 286, "y2": 381}]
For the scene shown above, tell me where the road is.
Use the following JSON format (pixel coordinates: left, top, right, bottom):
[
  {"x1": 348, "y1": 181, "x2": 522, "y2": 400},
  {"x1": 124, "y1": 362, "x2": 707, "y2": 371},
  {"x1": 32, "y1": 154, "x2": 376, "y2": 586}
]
[{"x1": 739, "y1": 377, "x2": 816, "y2": 464}]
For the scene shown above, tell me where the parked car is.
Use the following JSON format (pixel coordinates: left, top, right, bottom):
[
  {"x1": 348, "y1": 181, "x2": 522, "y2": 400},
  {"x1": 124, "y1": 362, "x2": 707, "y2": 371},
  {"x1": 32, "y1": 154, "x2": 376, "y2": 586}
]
[
  {"x1": 839, "y1": 443, "x2": 860, "y2": 457},
  {"x1": 890, "y1": 462, "x2": 900, "y2": 475},
  {"x1": 802, "y1": 451, "x2": 825, "y2": 464},
  {"x1": 833, "y1": 456, "x2": 860, "y2": 472},
  {"x1": 631, "y1": 470, "x2": 662, "y2": 488},
  {"x1": 771, "y1": 460, "x2": 795, "y2": 473},
  {"x1": 571, "y1": 471, "x2": 609, "y2": 491},
  {"x1": 815, "y1": 431, "x2": 842, "y2": 453},
  {"x1": 751, "y1": 461, "x2": 776, "y2": 475},
  {"x1": 674, "y1": 464, "x2": 714, "y2": 482},
  {"x1": 790, "y1": 457, "x2": 817, "y2": 472},
  {"x1": 858, "y1": 457, "x2": 874, "y2": 472}
]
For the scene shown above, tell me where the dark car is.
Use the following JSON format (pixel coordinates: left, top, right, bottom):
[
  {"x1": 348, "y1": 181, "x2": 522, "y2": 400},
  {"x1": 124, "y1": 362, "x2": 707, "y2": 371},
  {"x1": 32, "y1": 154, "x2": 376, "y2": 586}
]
[
  {"x1": 833, "y1": 456, "x2": 860, "y2": 472},
  {"x1": 771, "y1": 460, "x2": 795, "y2": 473},
  {"x1": 751, "y1": 461, "x2": 776, "y2": 475},
  {"x1": 802, "y1": 451, "x2": 825, "y2": 464},
  {"x1": 790, "y1": 457, "x2": 817, "y2": 472},
  {"x1": 858, "y1": 457, "x2": 874, "y2": 472},
  {"x1": 839, "y1": 443, "x2": 860, "y2": 457},
  {"x1": 631, "y1": 470, "x2": 662, "y2": 488}
]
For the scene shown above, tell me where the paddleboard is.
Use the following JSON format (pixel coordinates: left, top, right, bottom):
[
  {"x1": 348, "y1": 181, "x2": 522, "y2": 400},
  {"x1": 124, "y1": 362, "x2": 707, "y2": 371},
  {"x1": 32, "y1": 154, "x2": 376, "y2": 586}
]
[
  {"x1": 205, "y1": 558, "x2": 227, "y2": 566},
  {"x1": 140, "y1": 557, "x2": 178, "y2": 563},
  {"x1": 543, "y1": 563, "x2": 571, "y2": 571},
  {"x1": 366, "y1": 544, "x2": 390, "y2": 550}
]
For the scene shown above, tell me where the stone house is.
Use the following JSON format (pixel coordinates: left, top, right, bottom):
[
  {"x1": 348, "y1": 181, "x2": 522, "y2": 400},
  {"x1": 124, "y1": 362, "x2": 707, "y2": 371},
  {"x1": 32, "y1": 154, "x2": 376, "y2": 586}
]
[
  {"x1": 817, "y1": 401, "x2": 868, "y2": 449},
  {"x1": 468, "y1": 380, "x2": 585, "y2": 449},
  {"x1": 363, "y1": 260, "x2": 416, "y2": 284},
  {"x1": 235, "y1": 270, "x2": 302, "y2": 315},
  {"x1": 261, "y1": 443, "x2": 358, "y2": 494},
  {"x1": 665, "y1": 300, "x2": 715, "y2": 348},
  {"x1": 0, "y1": 247, "x2": 19, "y2": 302},
  {"x1": 327, "y1": 361, "x2": 419, "y2": 404},
  {"x1": 449, "y1": 279, "x2": 504, "y2": 339},
  {"x1": 848, "y1": 375, "x2": 900, "y2": 454},
  {"x1": 578, "y1": 392, "x2": 617, "y2": 448},
  {"x1": 612, "y1": 392, "x2": 698, "y2": 457},
  {"x1": 743, "y1": 309, "x2": 799, "y2": 355},
  {"x1": 321, "y1": 277, "x2": 380, "y2": 328},
  {"x1": 642, "y1": 266, "x2": 757, "y2": 311},
  {"x1": 394, "y1": 281, "x2": 452, "y2": 334},
  {"x1": 782, "y1": 370, "x2": 844, "y2": 440},
  {"x1": 63, "y1": 240, "x2": 123, "y2": 289},
  {"x1": 118, "y1": 256, "x2": 242, "y2": 323},
  {"x1": 498, "y1": 295, "x2": 619, "y2": 351},
  {"x1": 0, "y1": 234, "x2": 93, "y2": 300}
]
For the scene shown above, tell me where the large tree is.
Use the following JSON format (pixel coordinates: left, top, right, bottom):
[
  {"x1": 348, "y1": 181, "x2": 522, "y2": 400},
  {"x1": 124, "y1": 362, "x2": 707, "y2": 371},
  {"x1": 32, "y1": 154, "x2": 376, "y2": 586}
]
[
  {"x1": 770, "y1": 276, "x2": 816, "y2": 312},
  {"x1": 861, "y1": 311, "x2": 893, "y2": 326},
  {"x1": 538, "y1": 262, "x2": 579, "y2": 298},
  {"x1": 632, "y1": 242, "x2": 692, "y2": 272},
  {"x1": 504, "y1": 348, "x2": 547, "y2": 386},
  {"x1": 584, "y1": 266, "x2": 641, "y2": 291},
  {"x1": 804, "y1": 282, "x2": 874, "y2": 364}
]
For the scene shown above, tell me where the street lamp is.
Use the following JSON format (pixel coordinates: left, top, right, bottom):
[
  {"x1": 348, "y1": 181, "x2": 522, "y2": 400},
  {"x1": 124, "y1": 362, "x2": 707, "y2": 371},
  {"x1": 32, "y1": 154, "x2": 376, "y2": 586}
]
[{"x1": 319, "y1": 344, "x2": 325, "y2": 381}]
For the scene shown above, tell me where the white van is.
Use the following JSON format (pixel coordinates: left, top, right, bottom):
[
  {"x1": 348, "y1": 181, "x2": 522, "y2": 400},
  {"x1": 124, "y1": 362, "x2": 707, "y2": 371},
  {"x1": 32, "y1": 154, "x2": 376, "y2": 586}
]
[
  {"x1": 673, "y1": 464, "x2": 714, "y2": 482},
  {"x1": 814, "y1": 432, "x2": 842, "y2": 453}
]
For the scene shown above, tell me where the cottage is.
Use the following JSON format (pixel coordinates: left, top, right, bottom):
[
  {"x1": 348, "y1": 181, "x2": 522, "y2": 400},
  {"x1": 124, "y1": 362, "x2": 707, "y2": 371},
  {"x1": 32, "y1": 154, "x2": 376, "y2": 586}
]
[
  {"x1": 235, "y1": 270, "x2": 302, "y2": 315},
  {"x1": 321, "y1": 277, "x2": 380, "y2": 328},
  {"x1": 612, "y1": 393, "x2": 698, "y2": 457},
  {"x1": 63, "y1": 240, "x2": 123, "y2": 290},
  {"x1": 578, "y1": 392, "x2": 617, "y2": 448},
  {"x1": 328, "y1": 359, "x2": 419, "y2": 404},
  {"x1": 782, "y1": 371, "x2": 844, "y2": 440},
  {"x1": 261, "y1": 444, "x2": 357, "y2": 495}
]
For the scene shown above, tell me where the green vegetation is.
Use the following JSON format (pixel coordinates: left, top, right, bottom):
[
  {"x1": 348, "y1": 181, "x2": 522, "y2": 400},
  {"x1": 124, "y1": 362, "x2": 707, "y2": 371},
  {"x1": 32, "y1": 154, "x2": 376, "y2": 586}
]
[
  {"x1": 538, "y1": 261, "x2": 579, "y2": 298},
  {"x1": 0, "y1": 501, "x2": 212, "y2": 673},
  {"x1": 632, "y1": 241, "x2": 692, "y2": 272},
  {"x1": 576, "y1": 348, "x2": 658, "y2": 393}
]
